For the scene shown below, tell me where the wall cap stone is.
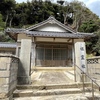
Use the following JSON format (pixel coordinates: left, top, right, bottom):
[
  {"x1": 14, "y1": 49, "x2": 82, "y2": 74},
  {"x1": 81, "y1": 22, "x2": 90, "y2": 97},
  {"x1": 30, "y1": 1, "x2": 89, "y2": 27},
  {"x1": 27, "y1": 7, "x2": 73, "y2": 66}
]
[
  {"x1": 87, "y1": 56, "x2": 100, "y2": 60},
  {"x1": 0, "y1": 53, "x2": 19, "y2": 59}
]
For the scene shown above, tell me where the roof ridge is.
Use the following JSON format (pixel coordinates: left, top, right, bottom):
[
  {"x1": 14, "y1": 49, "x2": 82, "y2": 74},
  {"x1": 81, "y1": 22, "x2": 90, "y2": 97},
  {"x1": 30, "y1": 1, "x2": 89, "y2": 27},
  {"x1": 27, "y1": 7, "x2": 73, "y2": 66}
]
[{"x1": 48, "y1": 15, "x2": 55, "y2": 19}]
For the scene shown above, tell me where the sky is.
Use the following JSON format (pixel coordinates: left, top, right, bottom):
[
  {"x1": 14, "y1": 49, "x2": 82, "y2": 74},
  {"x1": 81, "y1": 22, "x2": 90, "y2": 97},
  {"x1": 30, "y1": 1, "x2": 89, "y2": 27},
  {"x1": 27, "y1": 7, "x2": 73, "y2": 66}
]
[{"x1": 15, "y1": 0, "x2": 100, "y2": 18}]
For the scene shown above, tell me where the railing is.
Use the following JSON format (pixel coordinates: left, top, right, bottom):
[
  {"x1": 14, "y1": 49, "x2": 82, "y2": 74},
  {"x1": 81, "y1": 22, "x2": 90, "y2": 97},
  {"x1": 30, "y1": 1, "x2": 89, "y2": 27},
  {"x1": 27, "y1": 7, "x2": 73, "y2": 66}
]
[{"x1": 74, "y1": 64, "x2": 100, "y2": 100}]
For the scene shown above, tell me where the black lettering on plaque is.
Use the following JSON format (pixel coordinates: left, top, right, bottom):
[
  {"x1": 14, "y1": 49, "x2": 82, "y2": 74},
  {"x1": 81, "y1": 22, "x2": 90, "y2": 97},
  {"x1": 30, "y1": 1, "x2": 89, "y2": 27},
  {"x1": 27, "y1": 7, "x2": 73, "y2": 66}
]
[
  {"x1": 80, "y1": 47, "x2": 84, "y2": 51},
  {"x1": 81, "y1": 55, "x2": 84, "y2": 60},
  {"x1": 81, "y1": 64, "x2": 85, "y2": 68}
]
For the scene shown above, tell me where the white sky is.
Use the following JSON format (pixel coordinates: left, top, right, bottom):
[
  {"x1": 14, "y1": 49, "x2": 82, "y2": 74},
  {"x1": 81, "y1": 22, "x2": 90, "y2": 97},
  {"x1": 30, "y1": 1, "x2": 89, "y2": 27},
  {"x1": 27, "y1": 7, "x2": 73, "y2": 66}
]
[{"x1": 15, "y1": 0, "x2": 100, "y2": 17}]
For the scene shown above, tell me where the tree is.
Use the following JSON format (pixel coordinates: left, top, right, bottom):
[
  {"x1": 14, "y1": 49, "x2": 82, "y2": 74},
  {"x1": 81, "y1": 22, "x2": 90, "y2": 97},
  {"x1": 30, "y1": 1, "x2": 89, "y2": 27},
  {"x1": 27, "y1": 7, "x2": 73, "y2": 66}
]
[
  {"x1": 0, "y1": 14, "x2": 6, "y2": 31},
  {"x1": 79, "y1": 20, "x2": 100, "y2": 55},
  {"x1": 70, "y1": 0, "x2": 86, "y2": 31},
  {"x1": 79, "y1": 20, "x2": 99, "y2": 33},
  {"x1": 0, "y1": 0, "x2": 16, "y2": 27},
  {"x1": 0, "y1": 13, "x2": 14, "y2": 42}
]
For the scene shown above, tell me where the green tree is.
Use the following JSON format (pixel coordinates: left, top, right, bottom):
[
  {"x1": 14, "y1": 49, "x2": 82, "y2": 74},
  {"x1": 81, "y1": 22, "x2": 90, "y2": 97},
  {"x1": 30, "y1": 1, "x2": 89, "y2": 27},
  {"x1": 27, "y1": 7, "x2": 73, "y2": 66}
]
[
  {"x1": 0, "y1": 0, "x2": 16, "y2": 27},
  {"x1": 79, "y1": 20, "x2": 100, "y2": 55},
  {"x1": 0, "y1": 14, "x2": 6, "y2": 30},
  {"x1": 79, "y1": 20, "x2": 99, "y2": 32},
  {"x1": 0, "y1": 14, "x2": 13, "y2": 42}
]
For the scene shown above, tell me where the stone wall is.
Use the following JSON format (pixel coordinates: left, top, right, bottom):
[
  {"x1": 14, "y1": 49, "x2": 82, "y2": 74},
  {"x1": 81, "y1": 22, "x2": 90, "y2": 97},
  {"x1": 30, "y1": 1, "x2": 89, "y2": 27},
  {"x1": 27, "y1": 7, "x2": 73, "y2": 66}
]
[{"x1": 0, "y1": 54, "x2": 19, "y2": 100}]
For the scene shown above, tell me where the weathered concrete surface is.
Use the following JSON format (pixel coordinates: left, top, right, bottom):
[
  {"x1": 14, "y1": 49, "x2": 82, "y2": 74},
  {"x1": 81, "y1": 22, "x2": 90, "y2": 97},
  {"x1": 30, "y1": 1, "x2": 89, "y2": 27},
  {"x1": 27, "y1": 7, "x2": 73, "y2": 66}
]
[
  {"x1": 13, "y1": 88, "x2": 82, "y2": 97},
  {"x1": 0, "y1": 54, "x2": 19, "y2": 100},
  {"x1": 14, "y1": 93, "x2": 100, "y2": 100},
  {"x1": 14, "y1": 70, "x2": 100, "y2": 100},
  {"x1": 18, "y1": 39, "x2": 31, "y2": 84},
  {"x1": 75, "y1": 42, "x2": 87, "y2": 82},
  {"x1": 31, "y1": 71, "x2": 73, "y2": 85}
]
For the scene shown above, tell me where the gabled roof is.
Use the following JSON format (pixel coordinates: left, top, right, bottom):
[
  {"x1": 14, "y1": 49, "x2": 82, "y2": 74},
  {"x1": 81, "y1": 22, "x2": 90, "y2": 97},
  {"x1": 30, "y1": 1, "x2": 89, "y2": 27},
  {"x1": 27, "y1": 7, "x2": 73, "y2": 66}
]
[
  {"x1": 5, "y1": 16, "x2": 95, "y2": 40},
  {"x1": 26, "y1": 16, "x2": 75, "y2": 33},
  {"x1": 5, "y1": 28, "x2": 94, "y2": 40}
]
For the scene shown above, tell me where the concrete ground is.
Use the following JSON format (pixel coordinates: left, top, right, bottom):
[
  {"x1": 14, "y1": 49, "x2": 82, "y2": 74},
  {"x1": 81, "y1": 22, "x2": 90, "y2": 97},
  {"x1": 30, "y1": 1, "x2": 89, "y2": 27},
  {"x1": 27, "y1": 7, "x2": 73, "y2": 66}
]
[{"x1": 31, "y1": 71, "x2": 74, "y2": 85}]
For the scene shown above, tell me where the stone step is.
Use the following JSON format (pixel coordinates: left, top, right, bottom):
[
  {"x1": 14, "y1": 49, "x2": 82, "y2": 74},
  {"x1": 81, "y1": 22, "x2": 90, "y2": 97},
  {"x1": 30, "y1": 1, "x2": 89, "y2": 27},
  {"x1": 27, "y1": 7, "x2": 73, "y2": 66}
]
[
  {"x1": 31, "y1": 67, "x2": 74, "y2": 71},
  {"x1": 13, "y1": 93, "x2": 100, "y2": 100},
  {"x1": 13, "y1": 94, "x2": 88, "y2": 100},
  {"x1": 16, "y1": 82, "x2": 91, "y2": 90},
  {"x1": 13, "y1": 88, "x2": 82, "y2": 98}
]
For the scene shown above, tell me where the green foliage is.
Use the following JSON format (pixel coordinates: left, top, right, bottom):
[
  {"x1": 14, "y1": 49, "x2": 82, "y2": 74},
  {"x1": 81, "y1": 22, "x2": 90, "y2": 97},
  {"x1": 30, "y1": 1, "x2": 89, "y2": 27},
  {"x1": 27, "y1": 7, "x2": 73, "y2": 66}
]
[
  {"x1": 0, "y1": 14, "x2": 13, "y2": 42},
  {"x1": 79, "y1": 20, "x2": 100, "y2": 55},
  {"x1": 79, "y1": 20, "x2": 99, "y2": 33},
  {"x1": 0, "y1": 14, "x2": 6, "y2": 31},
  {"x1": 0, "y1": 31, "x2": 14, "y2": 42},
  {"x1": 91, "y1": 31, "x2": 100, "y2": 55}
]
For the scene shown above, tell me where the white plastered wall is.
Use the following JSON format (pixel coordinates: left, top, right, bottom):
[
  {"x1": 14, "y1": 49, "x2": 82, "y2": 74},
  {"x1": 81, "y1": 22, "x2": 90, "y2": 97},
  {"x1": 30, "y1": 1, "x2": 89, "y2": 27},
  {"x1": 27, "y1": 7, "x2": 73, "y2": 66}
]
[{"x1": 35, "y1": 23, "x2": 67, "y2": 32}]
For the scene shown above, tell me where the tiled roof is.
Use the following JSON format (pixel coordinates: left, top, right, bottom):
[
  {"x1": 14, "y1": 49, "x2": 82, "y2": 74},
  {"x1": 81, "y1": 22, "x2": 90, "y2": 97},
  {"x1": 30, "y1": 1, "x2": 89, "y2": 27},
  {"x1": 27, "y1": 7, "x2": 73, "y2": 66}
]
[
  {"x1": 5, "y1": 16, "x2": 95, "y2": 40},
  {"x1": 5, "y1": 28, "x2": 94, "y2": 40},
  {"x1": 5, "y1": 28, "x2": 26, "y2": 33},
  {"x1": 0, "y1": 42, "x2": 16, "y2": 48},
  {"x1": 26, "y1": 31, "x2": 94, "y2": 38}
]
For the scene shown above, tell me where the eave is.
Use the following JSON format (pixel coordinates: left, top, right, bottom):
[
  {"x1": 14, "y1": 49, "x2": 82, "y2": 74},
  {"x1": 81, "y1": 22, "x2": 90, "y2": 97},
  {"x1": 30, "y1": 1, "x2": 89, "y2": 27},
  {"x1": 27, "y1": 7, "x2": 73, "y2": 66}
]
[{"x1": 5, "y1": 28, "x2": 95, "y2": 40}]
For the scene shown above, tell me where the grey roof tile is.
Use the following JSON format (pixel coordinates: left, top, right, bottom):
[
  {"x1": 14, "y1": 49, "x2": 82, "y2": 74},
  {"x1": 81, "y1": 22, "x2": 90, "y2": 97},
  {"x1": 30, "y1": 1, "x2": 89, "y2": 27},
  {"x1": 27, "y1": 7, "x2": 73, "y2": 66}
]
[
  {"x1": 5, "y1": 28, "x2": 94, "y2": 39},
  {"x1": 26, "y1": 31, "x2": 94, "y2": 38},
  {"x1": 0, "y1": 42, "x2": 16, "y2": 48}
]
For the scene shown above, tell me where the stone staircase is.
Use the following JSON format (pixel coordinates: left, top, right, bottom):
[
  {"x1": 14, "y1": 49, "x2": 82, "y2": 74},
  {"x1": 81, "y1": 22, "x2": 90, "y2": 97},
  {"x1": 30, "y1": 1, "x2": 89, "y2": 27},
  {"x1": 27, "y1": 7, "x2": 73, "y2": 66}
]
[
  {"x1": 13, "y1": 70, "x2": 100, "y2": 100},
  {"x1": 13, "y1": 82, "x2": 100, "y2": 100}
]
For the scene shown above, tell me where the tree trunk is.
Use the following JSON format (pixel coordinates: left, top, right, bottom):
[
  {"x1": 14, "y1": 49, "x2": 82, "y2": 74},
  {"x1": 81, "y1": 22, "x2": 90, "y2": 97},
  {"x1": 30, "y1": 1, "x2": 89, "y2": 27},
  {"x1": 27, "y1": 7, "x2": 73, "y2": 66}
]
[
  {"x1": 9, "y1": 17, "x2": 13, "y2": 27},
  {"x1": 5, "y1": 14, "x2": 9, "y2": 27}
]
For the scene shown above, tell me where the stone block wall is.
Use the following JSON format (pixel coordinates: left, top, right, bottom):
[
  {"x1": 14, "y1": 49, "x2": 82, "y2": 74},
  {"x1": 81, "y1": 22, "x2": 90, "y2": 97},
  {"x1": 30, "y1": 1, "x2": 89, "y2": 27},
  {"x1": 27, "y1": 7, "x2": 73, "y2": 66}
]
[
  {"x1": 87, "y1": 56, "x2": 100, "y2": 80},
  {"x1": 0, "y1": 54, "x2": 19, "y2": 100}
]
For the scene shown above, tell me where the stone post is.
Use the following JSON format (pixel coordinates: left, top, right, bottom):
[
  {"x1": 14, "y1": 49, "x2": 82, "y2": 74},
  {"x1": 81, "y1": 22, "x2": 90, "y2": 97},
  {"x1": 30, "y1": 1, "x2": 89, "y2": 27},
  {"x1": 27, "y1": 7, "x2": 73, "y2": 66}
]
[
  {"x1": 75, "y1": 42, "x2": 87, "y2": 82},
  {"x1": 17, "y1": 39, "x2": 32, "y2": 84}
]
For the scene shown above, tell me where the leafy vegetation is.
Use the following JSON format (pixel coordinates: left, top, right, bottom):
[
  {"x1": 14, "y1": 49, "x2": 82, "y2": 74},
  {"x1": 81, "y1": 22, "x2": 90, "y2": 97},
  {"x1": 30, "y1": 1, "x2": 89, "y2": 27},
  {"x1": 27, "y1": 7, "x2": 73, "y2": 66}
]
[
  {"x1": 0, "y1": 14, "x2": 6, "y2": 31},
  {"x1": 0, "y1": 0, "x2": 100, "y2": 55}
]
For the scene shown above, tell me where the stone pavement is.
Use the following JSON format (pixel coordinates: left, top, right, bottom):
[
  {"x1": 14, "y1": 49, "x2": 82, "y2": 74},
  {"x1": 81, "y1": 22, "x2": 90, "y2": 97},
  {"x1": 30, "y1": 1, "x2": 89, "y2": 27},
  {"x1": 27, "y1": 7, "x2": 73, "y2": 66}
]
[{"x1": 31, "y1": 71, "x2": 74, "y2": 85}]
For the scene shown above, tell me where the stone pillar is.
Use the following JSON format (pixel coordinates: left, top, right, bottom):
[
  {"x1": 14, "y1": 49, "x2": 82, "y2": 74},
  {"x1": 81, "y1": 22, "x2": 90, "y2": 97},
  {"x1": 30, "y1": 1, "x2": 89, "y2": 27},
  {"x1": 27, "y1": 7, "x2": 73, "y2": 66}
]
[
  {"x1": 18, "y1": 39, "x2": 31, "y2": 84},
  {"x1": 75, "y1": 42, "x2": 87, "y2": 82}
]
